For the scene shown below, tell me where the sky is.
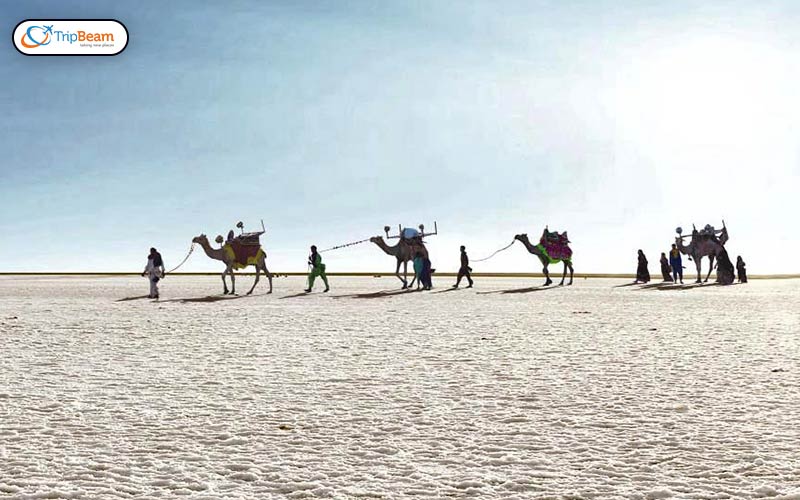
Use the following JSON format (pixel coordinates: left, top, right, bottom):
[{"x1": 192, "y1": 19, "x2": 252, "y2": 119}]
[{"x1": 1, "y1": 0, "x2": 799, "y2": 273}]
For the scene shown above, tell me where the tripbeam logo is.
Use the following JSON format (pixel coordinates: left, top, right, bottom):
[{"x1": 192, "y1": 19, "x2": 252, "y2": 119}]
[
  {"x1": 20, "y1": 25, "x2": 53, "y2": 48},
  {"x1": 14, "y1": 19, "x2": 128, "y2": 56}
]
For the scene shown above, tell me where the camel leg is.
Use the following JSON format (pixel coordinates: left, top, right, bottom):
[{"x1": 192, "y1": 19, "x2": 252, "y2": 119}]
[
  {"x1": 396, "y1": 260, "x2": 407, "y2": 289},
  {"x1": 705, "y1": 255, "x2": 715, "y2": 283},
  {"x1": 229, "y1": 268, "x2": 236, "y2": 295},
  {"x1": 247, "y1": 265, "x2": 260, "y2": 295},
  {"x1": 563, "y1": 261, "x2": 574, "y2": 285},
  {"x1": 559, "y1": 261, "x2": 567, "y2": 286},
  {"x1": 694, "y1": 258, "x2": 702, "y2": 283},
  {"x1": 221, "y1": 269, "x2": 230, "y2": 294},
  {"x1": 542, "y1": 263, "x2": 552, "y2": 286},
  {"x1": 263, "y1": 263, "x2": 273, "y2": 294}
]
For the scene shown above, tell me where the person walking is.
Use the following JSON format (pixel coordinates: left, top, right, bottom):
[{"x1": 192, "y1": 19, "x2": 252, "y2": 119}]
[
  {"x1": 453, "y1": 245, "x2": 474, "y2": 288},
  {"x1": 659, "y1": 252, "x2": 673, "y2": 282},
  {"x1": 634, "y1": 249, "x2": 650, "y2": 283},
  {"x1": 305, "y1": 245, "x2": 329, "y2": 293},
  {"x1": 421, "y1": 255, "x2": 433, "y2": 290},
  {"x1": 412, "y1": 251, "x2": 424, "y2": 290},
  {"x1": 669, "y1": 243, "x2": 683, "y2": 284},
  {"x1": 736, "y1": 256, "x2": 748, "y2": 283},
  {"x1": 141, "y1": 248, "x2": 165, "y2": 299}
]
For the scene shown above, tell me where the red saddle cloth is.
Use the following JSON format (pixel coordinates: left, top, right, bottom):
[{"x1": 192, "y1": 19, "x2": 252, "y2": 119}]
[
  {"x1": 228, "y1": 240, "x2": 262, "y2": 266},
  {"x1": 540, "y1": 233, "x2": 573, "y2": 260}
]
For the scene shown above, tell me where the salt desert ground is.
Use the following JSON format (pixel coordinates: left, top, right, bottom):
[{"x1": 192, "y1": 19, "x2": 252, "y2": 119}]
[{"x1": 1, "y1": 275, "x2": 798, "y2": 499}]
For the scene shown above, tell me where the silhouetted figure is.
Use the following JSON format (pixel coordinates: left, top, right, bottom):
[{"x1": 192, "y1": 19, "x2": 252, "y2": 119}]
[
  {"x1": 453, "y1": 245, "x2": 473, "y2": 288},
  {"x1": 659, "y1": 252, "x2": 673, "y2": 282},
  {"x1": 736, "y1": 256, "x2": 748, "y2": 283},
  {"x1": 669, "y1": 244, "x2": 683, "y2": 284},
  {"x1": 716, "y1": 248, "x2": 735, "y2": 285},
  {"x1": 305, "y1": 245, "x2": 329, "y2": 293},
  {"x1": 635, "y1": 250, "x2": 650, "y2": 283}
]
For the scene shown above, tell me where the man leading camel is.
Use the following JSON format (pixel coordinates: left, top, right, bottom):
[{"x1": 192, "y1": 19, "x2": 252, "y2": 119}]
[
  {"x1": 305, "y1": 245, "x2": 329, "y2": 293},
  {"x1": 453, "y1": 245, "x2": 473, "y2": 288},
  {"x1": 142, "y1": 247, "x2": 165, "y2": 299}
]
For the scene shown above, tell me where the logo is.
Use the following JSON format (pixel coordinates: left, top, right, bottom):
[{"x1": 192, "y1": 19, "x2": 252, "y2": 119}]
[
  {"x1": 20, "y1": 25, "x2": 52, "y2": 48},
  {"x1": 13, "y1": 20, "x2": 128, "y2": 56}
]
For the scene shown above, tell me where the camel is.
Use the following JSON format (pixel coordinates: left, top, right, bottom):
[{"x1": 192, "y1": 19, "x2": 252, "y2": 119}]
[
  {"x1": 514, "y1": 234, "x2": 574, "y2": 286},
  {"x1": 675, "y1": 225, "x2": 728, "y2": 284},
  {"x1": 192, "y1": 234, "x2": 273, "y2": 295},
  {"x1": 370, "y1": 236, "x2": 428, "y2": 289}
]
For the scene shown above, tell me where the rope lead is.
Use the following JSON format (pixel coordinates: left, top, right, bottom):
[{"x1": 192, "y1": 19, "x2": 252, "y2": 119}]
[
  {"x1": 472, "y1": 240, "x2": 516, "y2": 262},
  {"x1": 164, "y1": 243, "x2": 196, "y2": 274}
]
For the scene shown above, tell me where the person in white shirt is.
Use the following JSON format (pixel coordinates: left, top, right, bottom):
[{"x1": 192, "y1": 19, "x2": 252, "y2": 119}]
[{"x1": 141, "y1": 248, "x2": 165, "y2": 299}]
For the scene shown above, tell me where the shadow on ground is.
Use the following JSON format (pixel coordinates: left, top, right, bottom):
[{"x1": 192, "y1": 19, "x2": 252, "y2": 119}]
[
  {"x1": 332, "y1": 288, "x2": 424, "y2": 300},
  {"x1": 430, "y1": 287, "x2": 467, "y2": 294},
  {"x1": 477, "y1": 285, "x2": 562, "y2": 295},
  {"x1": 115, "y1": 295, "x2": 152, "y2": 302},
  {"x1": 158, "y1": 293, "x2": 271, "y2": 304}
]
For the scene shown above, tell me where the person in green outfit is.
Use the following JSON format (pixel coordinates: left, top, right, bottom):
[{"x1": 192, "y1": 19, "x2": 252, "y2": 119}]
[{"x1": 305, "y1": 245, "x2": 329, "y2": 293}]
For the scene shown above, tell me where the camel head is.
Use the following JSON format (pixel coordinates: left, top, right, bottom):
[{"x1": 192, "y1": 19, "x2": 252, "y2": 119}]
[
  {"x1": 514, "y1": 234, "x2": 529, "y2": 243},
  {"x1": 192, "y1": 234, "x2": 209, "y2": 246},
  {"x1": 369, "y1": 236, "x2": 384, "y2": 244}
]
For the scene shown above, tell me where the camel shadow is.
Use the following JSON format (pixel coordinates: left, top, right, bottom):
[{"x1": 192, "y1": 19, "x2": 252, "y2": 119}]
[
  {"x1": 160, "y1": 294, "x2": 255, "y2": 304},
  {"x1": 115, "y1": 295, "x2": 152, "y2": 302},
  {"x1": 635, "y1": 282, "x2": 676, "y2": 291},
  {"x1": 478, "y1": 285, "x2": 561, "y2": 295},
  {"x1": 612, "y1": 282, "x2": 639, "y2": 288},
  {"x1": 279, "y1": 292, "x2": 314, "y2": 299},
  {"x1": 430, "y1": 287, "x2": 466, "y2": 294},
  {"x1": 657, "y1": 282, "x2": 723, "y2": 291},
  {"x1": 332, "y1": 288, "x2": 424, "y2": 300}
]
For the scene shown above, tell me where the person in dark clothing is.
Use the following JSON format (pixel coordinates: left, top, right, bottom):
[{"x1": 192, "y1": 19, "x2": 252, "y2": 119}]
[
  {"x1": 453, "y1": 245, "x2": 474, "y2": 288},
  {"x1": 669, "y1": 244, "x2": 683, "y2": 284},
  {"x1": 716, "y1": 248, "x2": 735, "y2": 285},
  {"x1": 150, "y1": 247, "x2": 164, "y2": 269},
  {"x1": 736, "y1": 256, "x2": 747, "y2": 283},
  {"x1": 659, "y1": 252, "x2": 673, "y2": 282},
  {"x1": 635, "y1": 249, "x2": 650, "y2": 283},
  {"x1": 421, "y1": 257, "x2": 433, "y2": 290}
]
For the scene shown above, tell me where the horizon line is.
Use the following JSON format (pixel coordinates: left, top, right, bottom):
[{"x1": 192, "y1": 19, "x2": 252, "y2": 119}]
[{"x1": 1, "y1": 272, "x2": 798, "y2": 280}]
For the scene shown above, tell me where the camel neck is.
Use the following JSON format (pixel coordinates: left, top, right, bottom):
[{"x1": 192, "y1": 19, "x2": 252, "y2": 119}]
[
  {"x1": 200, "y1": 241, "x2": 224, "y2": 260},
  {"x1": 373, "y1": 238, "x2": 398, "y2": 256}
]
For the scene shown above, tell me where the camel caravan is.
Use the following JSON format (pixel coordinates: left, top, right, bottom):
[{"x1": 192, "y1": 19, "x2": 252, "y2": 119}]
[{"x1": 154, "y1": 217, "x2": 745, "y2": 298}]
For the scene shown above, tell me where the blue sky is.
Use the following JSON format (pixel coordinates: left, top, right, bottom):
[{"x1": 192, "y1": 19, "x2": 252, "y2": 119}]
[{"x1": 2, "y1": 1, "x2": 799, "y2": 273}]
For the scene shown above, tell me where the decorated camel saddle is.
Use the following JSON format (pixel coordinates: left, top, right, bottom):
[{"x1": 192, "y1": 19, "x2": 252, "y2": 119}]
[
  {"x1": 538, "y1": 227, "x2": 573, "y2": 262},
  {"x1": 386, "y1": 222, "x2": 438, "y2": 246},
  {"x1": 681, "y1": 221, "x2": 729, "y2": 246},
  {"x1": 220, "y1": 221, "x2": 266, "y2": 270}
]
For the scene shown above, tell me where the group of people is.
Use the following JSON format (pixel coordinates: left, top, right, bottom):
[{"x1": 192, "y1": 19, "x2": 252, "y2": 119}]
[
  {"x1": 143, "y1": 243, "x2": 475, "y2": 296},
  {"x1": 303, "y1": 244, "x2": 474, "y2": 293},
  {"x1": 635, "y1": 245, "x2": 748, "y2": 284}
]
